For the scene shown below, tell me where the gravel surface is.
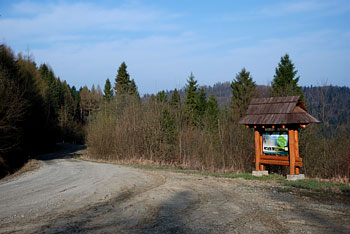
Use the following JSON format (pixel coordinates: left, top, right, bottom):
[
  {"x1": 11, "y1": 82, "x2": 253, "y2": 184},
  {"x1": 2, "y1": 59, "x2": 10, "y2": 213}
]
[{"x1": 0, "y1": 144, "x2": 349, "y2": 233}]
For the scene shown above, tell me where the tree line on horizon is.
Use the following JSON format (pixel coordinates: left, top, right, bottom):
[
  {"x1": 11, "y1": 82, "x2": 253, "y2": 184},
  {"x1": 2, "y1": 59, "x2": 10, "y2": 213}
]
[
  {"x1": 87, "y1": 54, "x2": 350, "y2": 178},
  {"x1": 1, "y1": 43, "x2": 349, "y2": 179}
]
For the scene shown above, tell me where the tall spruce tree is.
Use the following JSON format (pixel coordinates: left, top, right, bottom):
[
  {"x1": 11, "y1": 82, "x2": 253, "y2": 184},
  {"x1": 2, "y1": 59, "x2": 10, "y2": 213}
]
[
  {"x1": 271, "y1": 53, "x2": 303, "y2": 98},
  {"x1": 160, "y1": 108, "x2": 176, "y2": 145},
  {"x1": 231, "y1": 68, "x2": 257, "y2": 118},
  {"x1": 103, "y1": 78, "x2": 113, "y2": 100},
  {"x1": 156, "y1": 90, "x2": 168, "y2": 103},
  {"x1": 184, "y1": 72, "x2": 199, "y2": 124},
  {"x1": 114, "y1": 62, "x2": 139, "y2": 98},
  {"x1": 114, "y1": 62, "x2": 130, "y2": 95},
  {"x1": 197, "y1": 88, "x2": 207, "y2": 117},
  {"x1": 169, "y1": 88, "x2": 181, "y2": 109}
]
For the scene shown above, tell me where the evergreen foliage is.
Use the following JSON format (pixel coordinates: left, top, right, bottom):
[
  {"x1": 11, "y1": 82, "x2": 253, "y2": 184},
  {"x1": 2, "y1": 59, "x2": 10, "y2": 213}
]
[
  {"x1": 0, "y1": 45, "x2": 80, "y2": 177},
  {"x1": 197, "y1": 88, "x2": 207, "y2": 117},
  {"x1": 271, "y1": 54, "x2": 303, "y2": 98},
  {"x1": 184, "y1": 72, "x2": 199, "y2": 124},
  {"x1": 169, "y1": 88, "x2": 181, "y2": 109},
  {"x1": 129, "y1": 79, "x2": 140, "y2": 98},
  {"x1": 114, "y1": 62, "x2": 139, "y2": 99},
  {"x1": 160, "y1": 107, "x2": 176, "y2": 160},
  {"x1": 231, "y1": 68, "x2": 257, "y2": 118},
  {"x1": 114, "y1": 62, "x2": 130, "y2": 95},
  {"x1": 103, "y1": 78, "x2": 113, "y2": 100},
  {"x1": 156, "y1": 90, "x2": 168, "y2": 103}
]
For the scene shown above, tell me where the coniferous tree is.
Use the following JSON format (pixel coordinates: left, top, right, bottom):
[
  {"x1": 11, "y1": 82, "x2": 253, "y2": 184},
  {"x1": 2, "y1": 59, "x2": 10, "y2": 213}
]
[
  {"x1": 184, "y1": 72, "x2": 199, "y2": 124},
  {"x1": 271, "y1": 53, "x2": 303, "y2": 98},
  {"x1": 197, "y1": 88, "x2": 207, "y2": 117},
  {"x1": 157, "y1": 90, "x2": 168, "y2": 103},
  {"x1": 114, "y1": 62, "x2": 139, "y2": 99},
  {"x1": 103, "y1": 78, "x2": 113, "y2": 100},
  {"x1": 70, "y1": 85, "x2": 81, "y2": 122},
  {"x1": 160, "y1": 107, "x2": 176, "y2": 158},
  {"x1": 128, "y1": 79, "x2": 140, "y2": 98},
  {"x1": 114, "y1": 62, "x2": 130, "y2": 95},
  {"x1": 0, "y1": 45, "x2": 27, "y2": 160},
  {"x1": 231, "y1": 68, "x2": 257, "y2": 118},
  {"x1": 169, "y1": 88, "x2": 181, "y2": 109}
]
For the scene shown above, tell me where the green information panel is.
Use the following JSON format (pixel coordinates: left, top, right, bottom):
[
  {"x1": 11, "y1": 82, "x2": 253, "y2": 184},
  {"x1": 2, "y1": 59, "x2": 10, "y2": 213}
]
[{"x1": 262, "y1": 132, "x2": 289, "y2": 155}]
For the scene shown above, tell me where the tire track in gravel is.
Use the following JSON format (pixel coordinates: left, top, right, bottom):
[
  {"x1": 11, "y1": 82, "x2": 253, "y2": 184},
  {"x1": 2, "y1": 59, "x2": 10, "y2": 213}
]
[{"x1": 34, "y1": 171, "x2": 167, "y2": 233}]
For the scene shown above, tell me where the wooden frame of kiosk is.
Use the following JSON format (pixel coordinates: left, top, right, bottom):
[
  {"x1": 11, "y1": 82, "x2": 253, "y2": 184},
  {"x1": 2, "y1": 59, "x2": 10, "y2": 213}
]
[{"x1": 238, "y1": 96, "x2": 320, "y2": 175}]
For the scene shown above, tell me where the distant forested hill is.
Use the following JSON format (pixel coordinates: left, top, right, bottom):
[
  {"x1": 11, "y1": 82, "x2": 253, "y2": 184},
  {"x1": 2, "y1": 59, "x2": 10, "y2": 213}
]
[
  {"x1": 302, "y1": 86, "x2": 350, "y2": 134},
  {"x1": 156, "y1": 82, "x2": 350, "y2": 134}
]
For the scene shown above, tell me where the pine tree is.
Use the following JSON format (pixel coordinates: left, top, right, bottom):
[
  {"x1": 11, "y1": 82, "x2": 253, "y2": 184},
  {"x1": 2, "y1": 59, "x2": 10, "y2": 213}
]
[
  {"x1": 160, "y1": 108, "x2": 176, "y2": 145},
  {"x1": 206, "y1": 93, "x2": 219, "y2": 131},
  {"x1": 128, "y1": 79, "x2": 140, "y2": 98},
  {"x1": 70, "y1": 85, "x2": 80, "y2": 122},
  {"x1": 198, "y1": 88, "x2": 207, "y2": 115},
  {"x1": 196, "y1": 87, "x2": 207, "y2": 127},
  {"x1": 114, "y1": 62, "x2": 130, "y2": 95},
  {"x1": 271, "y1": 53, "x2": 303, "y2": 98},
  {"x1": 156, "y1": 90, "x2": 168, "y2": 103},
  {"x1": 169, "y1": 88, "x2": 181, "y2": 109},
  {"x1": 103, "y1": 78, "x2": 113, "y2": 100},
  {"x1": 184, "y1": 72, "x2": 199, "y2": 124},
  {"x1": 231, "y1": 68, "x2": 257, "y2": 118},
  {"x1": 114, "y1": 62, "x2": 139, "y2": 99}
]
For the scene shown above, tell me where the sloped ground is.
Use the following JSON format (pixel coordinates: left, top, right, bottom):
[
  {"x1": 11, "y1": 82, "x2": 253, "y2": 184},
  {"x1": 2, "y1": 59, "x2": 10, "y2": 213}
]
[{"x1": 0, "y1": 145, "x2": 349, "y2": 233}]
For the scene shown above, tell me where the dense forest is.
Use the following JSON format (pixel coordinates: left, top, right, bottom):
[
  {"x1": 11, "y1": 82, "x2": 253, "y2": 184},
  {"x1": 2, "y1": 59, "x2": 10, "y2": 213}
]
[
  {"x1": 0, "y1": 45, "x2": 85, "y2": 177},
  {"x1": 1, "y1": 44, "x2": 349, "y2": 179}
]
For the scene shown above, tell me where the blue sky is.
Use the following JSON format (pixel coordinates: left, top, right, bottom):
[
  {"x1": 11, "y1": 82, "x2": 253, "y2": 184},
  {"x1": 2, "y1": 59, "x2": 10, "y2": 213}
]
[{"x1": 1, "y1": 0, "x2": 349, "y2": 94}]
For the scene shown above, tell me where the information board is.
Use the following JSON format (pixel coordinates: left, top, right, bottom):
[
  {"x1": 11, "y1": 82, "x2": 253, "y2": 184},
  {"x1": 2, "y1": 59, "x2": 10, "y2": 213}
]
[{"x1": 262, "y1": 132, "x2": 289, "y2": 155}]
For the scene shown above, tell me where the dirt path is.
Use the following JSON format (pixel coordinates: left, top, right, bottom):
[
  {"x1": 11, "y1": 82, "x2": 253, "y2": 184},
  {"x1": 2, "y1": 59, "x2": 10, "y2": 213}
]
[{"x1": 0, "y1": 144, "x2": 349, "y2": 233}]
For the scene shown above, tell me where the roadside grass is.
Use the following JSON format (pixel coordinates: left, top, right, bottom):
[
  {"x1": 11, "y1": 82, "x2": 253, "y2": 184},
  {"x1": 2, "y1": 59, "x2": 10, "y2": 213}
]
[
  {"x1": 279, "y1": 179, "x2": 350, "y2": 203},
  {"x1": 281, "y1": 179, "x2": 350, "y2": 193},
  {"x1": 78, "y1": 156, "x2": 350, "y2": 203}
]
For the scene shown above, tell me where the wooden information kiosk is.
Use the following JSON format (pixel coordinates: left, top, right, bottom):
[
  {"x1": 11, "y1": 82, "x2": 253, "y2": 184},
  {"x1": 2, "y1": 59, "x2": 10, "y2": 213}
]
[{"x1": 238, "y1": 96, "x2": 319, "y2": 179}]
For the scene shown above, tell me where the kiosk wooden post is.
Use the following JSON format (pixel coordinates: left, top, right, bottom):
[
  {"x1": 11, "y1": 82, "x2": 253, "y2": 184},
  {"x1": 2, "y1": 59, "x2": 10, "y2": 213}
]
[
  {"x1": 288, "y1": 129, "x2": 296, "y2": 175},
  {"x1": 254, "y1": 129, "x2": 261, "y2": 171},
  {"x1": 259, "y1": 133, "x2": 265, "y2": 171},
  {"x1": 294, "y1": 130, "x2": 300, "y2": 175}
]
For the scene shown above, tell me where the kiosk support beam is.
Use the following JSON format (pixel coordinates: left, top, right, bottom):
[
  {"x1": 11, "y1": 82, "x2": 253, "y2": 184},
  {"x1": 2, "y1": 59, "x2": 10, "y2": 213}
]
[
  {"x1": 288, "y1": 129, "x2": 296, "y2": 175},
  {"x1": 254, "y1": 129, "x2": 261, "y2": 171}
]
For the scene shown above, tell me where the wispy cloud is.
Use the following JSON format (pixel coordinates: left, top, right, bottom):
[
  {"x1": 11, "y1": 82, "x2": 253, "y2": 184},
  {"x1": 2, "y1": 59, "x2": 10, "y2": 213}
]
[
  {"x1": 0, "y1": 1, "x2": 180, "y2": 45},
  {"x1": 1, "y1": 0, "x2": 349, "y2": 93}
]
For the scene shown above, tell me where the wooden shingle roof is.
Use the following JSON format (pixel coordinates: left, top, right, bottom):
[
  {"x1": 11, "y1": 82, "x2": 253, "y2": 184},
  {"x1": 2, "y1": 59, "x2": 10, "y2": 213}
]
[{"x1": 238, "y1": 96, "x2": 320, "y2": 125}]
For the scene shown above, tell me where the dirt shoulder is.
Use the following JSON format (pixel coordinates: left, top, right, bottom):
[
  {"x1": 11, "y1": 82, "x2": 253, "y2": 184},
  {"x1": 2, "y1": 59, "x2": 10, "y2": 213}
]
[
  {"x1": 1, "y1": 147, "x2": 349, "y2": 233},
  {"x1": 0, "y1": 159, "x2": 41, "y2": 184}
]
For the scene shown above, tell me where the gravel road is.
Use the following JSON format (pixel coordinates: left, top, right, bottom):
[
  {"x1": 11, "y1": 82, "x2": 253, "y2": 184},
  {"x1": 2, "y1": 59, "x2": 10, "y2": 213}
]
[{"x1": 0, "y1": 144, "x2": 349, "y2": 233}]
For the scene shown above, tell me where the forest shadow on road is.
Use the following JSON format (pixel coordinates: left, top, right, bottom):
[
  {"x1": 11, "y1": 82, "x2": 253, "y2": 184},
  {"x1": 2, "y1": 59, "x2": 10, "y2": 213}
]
[{"x1": 38, "y1": 143, "x2": 86, "y2": 161}]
